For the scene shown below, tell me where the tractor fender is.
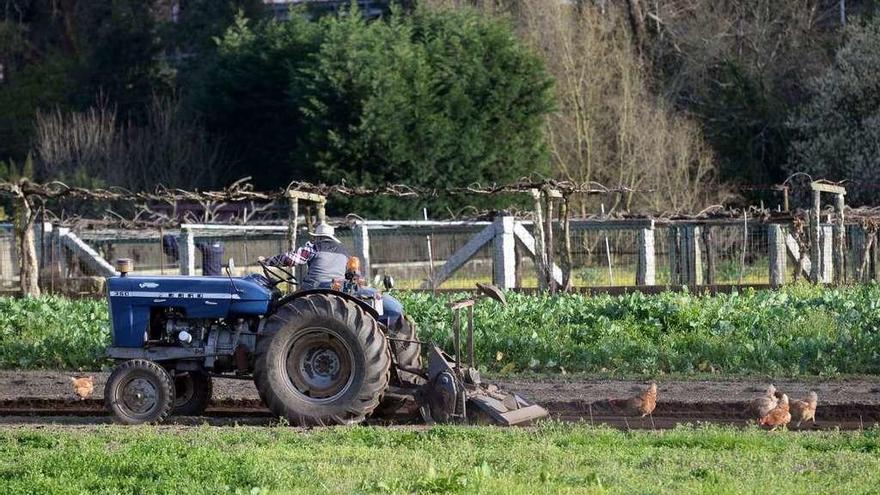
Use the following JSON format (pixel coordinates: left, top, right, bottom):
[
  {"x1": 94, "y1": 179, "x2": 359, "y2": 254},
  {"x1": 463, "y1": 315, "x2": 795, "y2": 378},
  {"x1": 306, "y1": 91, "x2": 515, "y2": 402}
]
[{"x1": 270, "y1": 289, "x2": 382, "y2": 324}]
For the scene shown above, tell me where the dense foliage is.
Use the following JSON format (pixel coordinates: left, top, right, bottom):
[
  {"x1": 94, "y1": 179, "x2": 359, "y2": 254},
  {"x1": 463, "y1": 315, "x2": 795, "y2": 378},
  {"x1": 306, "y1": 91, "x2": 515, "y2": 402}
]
[
  {"x1": 4, "y1": 1, "x2": 880, "y2": 214},
  {"x1": 1, "y1": 2, "x2": 553, "y2": 216},
  {"x1": 404, "y1": 285, "x2": 880, "y2": 376},
  {"x1": 2, "y1": 425, "x2": 880, "y2": 493},
  {"x1": 788, "y1": 16, "x2": 880, "y2": 204},
  {"x1": 5, "y1": 285, "x2": 880, "y2": 375},
  {"x1": 0, "y1": 296, "x2": 109, "y2": 369}
]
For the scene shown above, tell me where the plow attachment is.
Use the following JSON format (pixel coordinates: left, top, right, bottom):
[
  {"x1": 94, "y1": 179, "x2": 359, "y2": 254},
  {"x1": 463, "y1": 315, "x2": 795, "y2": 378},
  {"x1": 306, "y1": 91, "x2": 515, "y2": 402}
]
[
  {"x1": 384, "y1": 288, "x2": 548, "y2": 427},
  {"x1": 420, "y1": 345, "x2": 548, "y2": 426}
]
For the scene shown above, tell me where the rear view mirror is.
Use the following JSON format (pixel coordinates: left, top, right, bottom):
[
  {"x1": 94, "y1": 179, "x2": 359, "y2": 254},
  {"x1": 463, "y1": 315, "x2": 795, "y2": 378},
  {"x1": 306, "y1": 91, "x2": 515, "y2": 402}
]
[{"x1": 383, "y1": 275, "x2": 395, "y2": 290}]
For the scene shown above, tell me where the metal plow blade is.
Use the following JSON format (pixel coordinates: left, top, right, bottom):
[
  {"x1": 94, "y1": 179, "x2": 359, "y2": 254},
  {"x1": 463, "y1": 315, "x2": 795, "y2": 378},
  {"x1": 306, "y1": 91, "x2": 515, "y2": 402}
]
[
  {"x1": 421, "y1": 345, "x2": 548, "y2": 426},
  {"x1": 467, "y1": 389, "x2": 548, "y2": 426}
]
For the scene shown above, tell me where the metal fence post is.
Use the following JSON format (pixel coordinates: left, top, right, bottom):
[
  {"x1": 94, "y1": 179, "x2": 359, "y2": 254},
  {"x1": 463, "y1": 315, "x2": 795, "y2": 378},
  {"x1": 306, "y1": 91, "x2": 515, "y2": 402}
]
[
  {"x1": 768, "y1": 224, "x2": 786, "y2": 287},
  {"x1": 353, "y1": 222, "x2": 371, "y2": 281},
  {"x1": 493, "y1": 216, "x2": 516, "y2": 289},
  {"x1": 179, "y1": 226, "x2": 196, "y2": 276},
  {"x1": 636, "y1": 220, "x2": 655, "y2": 285}
]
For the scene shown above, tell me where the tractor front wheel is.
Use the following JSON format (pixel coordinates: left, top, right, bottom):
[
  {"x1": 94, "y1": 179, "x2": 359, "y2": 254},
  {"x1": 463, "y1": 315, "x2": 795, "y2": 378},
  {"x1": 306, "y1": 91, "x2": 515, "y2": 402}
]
[
  {"x1": 254, "y1": 294, "x2": 391, "y2": 426},
  {"x1": 105, "y1": 359, "x2": 174, "y2": 425},
  {"x1": 172, "y1": 371, "x2": 213, "y2": 416}
]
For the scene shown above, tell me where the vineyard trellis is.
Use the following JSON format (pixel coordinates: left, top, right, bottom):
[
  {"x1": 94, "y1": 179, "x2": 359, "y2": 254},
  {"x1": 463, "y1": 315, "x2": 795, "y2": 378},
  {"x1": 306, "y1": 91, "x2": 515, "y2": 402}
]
[{"x1": 1, "y1": 176, "x2": 879, "y2": 297}]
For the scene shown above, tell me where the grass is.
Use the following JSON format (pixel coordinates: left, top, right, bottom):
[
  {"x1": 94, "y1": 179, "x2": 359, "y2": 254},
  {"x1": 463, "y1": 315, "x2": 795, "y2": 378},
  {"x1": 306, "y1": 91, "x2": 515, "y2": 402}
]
[{"x1": 0, "y1": 424, "x2": 878, "y2": 494}]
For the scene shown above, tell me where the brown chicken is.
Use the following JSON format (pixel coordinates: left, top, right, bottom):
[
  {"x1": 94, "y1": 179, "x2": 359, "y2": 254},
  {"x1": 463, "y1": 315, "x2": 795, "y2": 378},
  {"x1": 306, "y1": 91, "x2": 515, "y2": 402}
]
[
  {"x1": 759, "y1": 393, "x2": 791, "y2": 430},
  {"x1": 608, "y1": 382, "x2": 657, "y2": 417},
  {"x1": 70, "y1": 376, "x2": 95, "y2": 400},
  {"x1": 789, "y1": 391, "x2": 818, "y2": 427},
  {"x1": 749, "y1": 384, "x2": 779, "y2": 418}
]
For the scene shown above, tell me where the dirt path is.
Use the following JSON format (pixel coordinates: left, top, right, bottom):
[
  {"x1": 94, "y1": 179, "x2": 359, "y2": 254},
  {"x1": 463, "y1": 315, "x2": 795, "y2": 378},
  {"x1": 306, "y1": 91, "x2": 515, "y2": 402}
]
[{"x1": 2, "y1": 371, "x2": 878, "y2": 430}]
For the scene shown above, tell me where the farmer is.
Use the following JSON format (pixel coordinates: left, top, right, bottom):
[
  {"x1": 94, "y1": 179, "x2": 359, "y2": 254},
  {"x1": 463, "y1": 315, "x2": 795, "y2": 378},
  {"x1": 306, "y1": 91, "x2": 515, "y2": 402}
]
[{"x1": 260, "y1": 223, "x2": 404, "y2": 324}]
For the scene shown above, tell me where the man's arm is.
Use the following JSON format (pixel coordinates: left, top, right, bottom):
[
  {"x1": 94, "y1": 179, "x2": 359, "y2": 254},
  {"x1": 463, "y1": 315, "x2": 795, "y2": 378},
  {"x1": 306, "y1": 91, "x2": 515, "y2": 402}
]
[{"x1": 263, "y1": 241, "x2": 317, "y2": 267}]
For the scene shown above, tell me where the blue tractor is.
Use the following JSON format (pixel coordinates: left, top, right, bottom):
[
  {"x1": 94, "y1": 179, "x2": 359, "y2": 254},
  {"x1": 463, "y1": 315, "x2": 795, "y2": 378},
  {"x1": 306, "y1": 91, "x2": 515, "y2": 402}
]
[{"x1": 104, "y1": 258, "x2": 547, "y2": 426}]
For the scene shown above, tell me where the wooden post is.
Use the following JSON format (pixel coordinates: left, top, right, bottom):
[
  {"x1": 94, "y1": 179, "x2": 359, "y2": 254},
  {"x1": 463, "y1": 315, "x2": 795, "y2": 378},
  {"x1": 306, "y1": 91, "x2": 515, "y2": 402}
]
[
  {"x1": 13, "y1": 193, "x2": 39, "y2": 297},
  {"x1": 179, "y1": 226, "x2": 196, "y2": 276},
  {"x1": 560, "y1": 196, "x2": 573, "y2": 291},
  {"x1": 544, "y1": 191, "x2": 557, "y2": 294},
  {"x1": 834, "y1": 192, "x2": 846, "y2": 284},
  {"x1": 682, "y1": 225, "x2": 703, "y2": 286},
  {"x1": 703, "y1": 227, "x2": 716, "y2": 285},
  {"x1": 768, "y1": 224, "x2": 786, "y2": 287},
  {"x1": 317, "y1": 200, "x2": 327, "y2": 225},
  {"x1": 810, "y1": 190, "x2": 821, "y2": 284},
  {"x1": 819, "y1": 224, "x2": 834, "y2": 283},
  {"x1": 873, "y1": 232, "x2": 880, "y2": 282},
  {"x1": 531, "y1": 189, "x2": 548, "y2": 291},
  {"x1": 493, "y1": 216, "x2": 516, "y2": 289},
  {"x1": 667, "y1": 226, "x2": 680, "y2": 285},
  {"x1": 857, "y1": 230, "x2": 874, "y2": 283},
  {"x1": 352, "y1": 222, "x2": 371, "y2": 281},
  {"x1": 288, "y1": 197, "x2": 299, "y2": 252},
  {"x1": 636, "y1": 220, "x2": 655, "y2": 285}
]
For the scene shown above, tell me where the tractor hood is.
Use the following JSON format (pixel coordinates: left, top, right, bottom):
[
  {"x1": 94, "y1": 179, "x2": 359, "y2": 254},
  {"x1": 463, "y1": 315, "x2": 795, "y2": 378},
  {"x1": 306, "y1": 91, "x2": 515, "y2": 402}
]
[{"x1": 107, "y1": 275, "x2": 273, "y2": 347}]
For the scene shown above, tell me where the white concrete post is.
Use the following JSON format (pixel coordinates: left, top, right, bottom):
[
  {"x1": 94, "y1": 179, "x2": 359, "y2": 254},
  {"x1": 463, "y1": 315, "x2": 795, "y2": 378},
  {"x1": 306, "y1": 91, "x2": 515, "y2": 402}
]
[
  {"x1": 768, "y1": 224, "x2": 786, "y2": 286},
  {"x1": 636, "y1": 221, "x2": 656, "y2": 285},
  {"x1": 352, "y1": 222, "x2": 371, "y2": 280},
  {"x1": 179, "y1": 226, "x2": 196, "y2": 276},
  {"x1": 493, "y1": 216, "x2": 517, "y2": 289}
]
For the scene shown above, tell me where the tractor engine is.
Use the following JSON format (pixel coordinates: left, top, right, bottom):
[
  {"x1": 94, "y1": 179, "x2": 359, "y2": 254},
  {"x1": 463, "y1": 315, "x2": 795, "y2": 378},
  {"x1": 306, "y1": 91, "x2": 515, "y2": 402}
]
[{"x1": 152, "y1": 310, "x2": 256, "y2": 373}]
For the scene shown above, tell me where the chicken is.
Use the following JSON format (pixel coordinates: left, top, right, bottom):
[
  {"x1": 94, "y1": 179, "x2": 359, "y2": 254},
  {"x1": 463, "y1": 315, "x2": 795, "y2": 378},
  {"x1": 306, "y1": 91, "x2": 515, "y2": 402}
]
[
  {"x1": 70, "y1": 376, "x2": 95, "y2": 400},
  {"x1": 749, "y1": 384, "x2": 779, "y2": 418},
  {"x1": 608, "y1": 382, "x2": 657, "y2": 417},
  {"x1": 789, "y1": 391, "x2": 818, "y2": 427},
  {"x1": 759, "y1": 393, "x2": 791, "y2": 430}
]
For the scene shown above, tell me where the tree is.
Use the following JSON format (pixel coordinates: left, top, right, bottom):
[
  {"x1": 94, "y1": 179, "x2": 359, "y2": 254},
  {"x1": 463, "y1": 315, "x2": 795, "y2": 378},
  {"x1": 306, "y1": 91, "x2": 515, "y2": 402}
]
[
  {"x1": 196, "y1": 5, "x2": 554, "y2": 216},
  {"x1": 298, "y1": 5, "x2": 554, "y2": 216},
  {"x1": 188, "y1": 12, "x2": 323, "y2": 191},
  {"x1": 646, "y1": 0, "x2": 834, "y2": 188},
  {"x1": 788, "y1": 17, "x2": 880, "y2": 205},
  {"x1": 517, "y1": 0, "x2": 721, "y2": 213}
]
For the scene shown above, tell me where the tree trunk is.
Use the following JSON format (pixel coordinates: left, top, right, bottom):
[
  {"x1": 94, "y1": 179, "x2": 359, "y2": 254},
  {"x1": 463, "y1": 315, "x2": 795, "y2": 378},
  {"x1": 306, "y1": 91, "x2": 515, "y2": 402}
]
[
  {"x1": 626, "y1": 0, "x2": 647, "y2": 55},
  {"x1": 14, "y1": 194, "x2": 39, "y2": 297}
]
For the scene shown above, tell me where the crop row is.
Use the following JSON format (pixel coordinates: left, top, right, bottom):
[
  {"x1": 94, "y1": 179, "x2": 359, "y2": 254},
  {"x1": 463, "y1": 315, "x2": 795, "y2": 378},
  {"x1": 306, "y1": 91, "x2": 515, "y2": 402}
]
[{"x1": 2, "y1": 284, "x2": 880, "y2": 374}]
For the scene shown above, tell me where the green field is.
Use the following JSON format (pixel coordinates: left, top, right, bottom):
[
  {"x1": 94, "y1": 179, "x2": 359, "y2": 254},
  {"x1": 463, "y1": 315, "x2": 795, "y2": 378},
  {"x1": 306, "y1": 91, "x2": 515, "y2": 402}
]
[
  {"x1": 4, "y1": 283, "x2": 880, "y2": 375},
  {"x1": 0, "y1": 424, "x2": 878, "y2": 494}
]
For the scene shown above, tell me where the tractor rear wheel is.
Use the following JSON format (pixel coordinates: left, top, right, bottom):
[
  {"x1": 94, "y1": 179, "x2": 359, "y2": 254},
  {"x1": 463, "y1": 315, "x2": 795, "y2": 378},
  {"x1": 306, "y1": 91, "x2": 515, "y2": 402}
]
[
  {"x1": 254, "y1": 294, "x2": 391, "y2": 425},
  {"x1": 105, "y1": 359, "x2": 174, "y2": 425},
  {"x1": 172, "y1": 371, "x2": 213, "y2": 416}
]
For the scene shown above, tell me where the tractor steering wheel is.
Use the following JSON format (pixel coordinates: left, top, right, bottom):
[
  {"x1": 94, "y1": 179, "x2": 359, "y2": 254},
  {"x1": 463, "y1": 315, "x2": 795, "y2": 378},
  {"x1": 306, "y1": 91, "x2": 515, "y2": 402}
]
[{"x1": 258, "y1": 259, "x2": 298, "y2": 288}]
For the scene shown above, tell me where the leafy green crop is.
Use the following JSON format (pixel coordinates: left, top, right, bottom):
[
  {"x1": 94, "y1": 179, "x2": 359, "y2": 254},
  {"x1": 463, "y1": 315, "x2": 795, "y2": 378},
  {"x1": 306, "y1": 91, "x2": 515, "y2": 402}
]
[
  {"x1": 0, "y1": 296, "x2": 110, "y2": 369},
  {"x1": 401, "y1": 283, "x2": 880, "y2": 376},
  {"x1": 3, "y1": 283, "x2": 880, "y2": 374}
]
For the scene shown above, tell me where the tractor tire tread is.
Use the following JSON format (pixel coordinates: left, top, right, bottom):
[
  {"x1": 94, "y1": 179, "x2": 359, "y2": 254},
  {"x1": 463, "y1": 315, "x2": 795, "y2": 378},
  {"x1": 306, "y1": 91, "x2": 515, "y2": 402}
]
[
  {"x1": 254, "y1": 294, "x2": 390, "y2": 426},
  {"x1": 104, "y1": 359, "x2": 174, "y2": 425}
]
